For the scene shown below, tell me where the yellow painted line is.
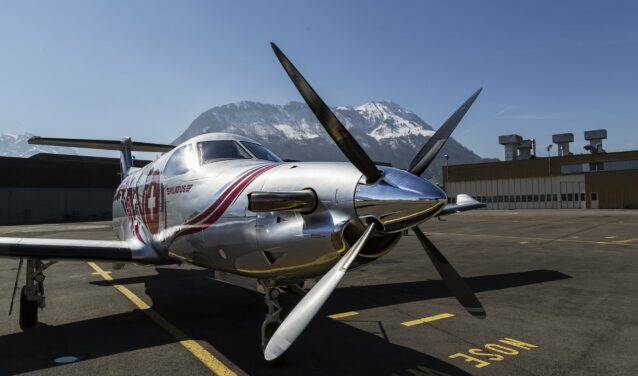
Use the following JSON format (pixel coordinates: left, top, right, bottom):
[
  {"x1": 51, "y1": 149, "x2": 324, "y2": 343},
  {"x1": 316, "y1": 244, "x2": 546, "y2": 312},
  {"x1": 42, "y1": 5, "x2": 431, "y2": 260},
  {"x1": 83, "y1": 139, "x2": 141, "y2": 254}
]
[
  {"x1": 328, "y1": 311, "x2": 359, "y2": 319},
  {"x1": 605, "y1": 236, "x2": 617, "y2": 239},
  {"x1": 91, "y1": 271, "x2": 112, "y2": 275},
  {"x1": 402, "y1": 313, "x2": 455, "y2": 327},
  {"x1": 425, "y1": 231, "x2": 638, "y2": 248},
  {"x1": 519, "y1": 241, "x2": 529, "y2": 245},
  {"x1": 87, "y1": 262, "x2": 236, "y2": 376},
  {"x1": 614, "y1": 238, "x2": 638, "y2": 244}
]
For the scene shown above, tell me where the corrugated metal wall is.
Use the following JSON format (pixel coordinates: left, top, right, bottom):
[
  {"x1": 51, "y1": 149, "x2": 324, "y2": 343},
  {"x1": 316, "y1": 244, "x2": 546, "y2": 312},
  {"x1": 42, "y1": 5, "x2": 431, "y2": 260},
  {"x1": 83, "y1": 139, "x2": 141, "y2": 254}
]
[
  {"x1": 0, "y1": 154, "x2": 150, "y2": 224},
  {"x1": 0, "y1": 187, "x2": 115, "y2": 225},
  {"x1": 447, "y1": 176, "x2": 587, "y2": 209}
]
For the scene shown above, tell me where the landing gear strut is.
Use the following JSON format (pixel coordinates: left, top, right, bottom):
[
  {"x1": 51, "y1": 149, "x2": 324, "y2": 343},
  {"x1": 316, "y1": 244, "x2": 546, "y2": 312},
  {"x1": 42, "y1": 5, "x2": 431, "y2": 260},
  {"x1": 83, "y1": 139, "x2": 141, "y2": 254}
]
[
  {"x1": 260, "y1": 283, "x2": 285, "y2": 367},
  {"x1": 17, "y1": 259, "x2": 56, "y2": 330}
]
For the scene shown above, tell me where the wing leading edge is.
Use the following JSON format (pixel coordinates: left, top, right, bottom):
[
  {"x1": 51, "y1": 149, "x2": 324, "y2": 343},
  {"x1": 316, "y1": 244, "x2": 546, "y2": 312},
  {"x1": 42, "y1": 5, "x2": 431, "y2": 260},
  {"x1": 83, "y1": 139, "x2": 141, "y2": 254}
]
[
  {"x1": 0, "y1": 237, "x2": 163, "y2": 263},
  {"x1": 437, "y1": 194, "x2": 486, "y2": 216}
]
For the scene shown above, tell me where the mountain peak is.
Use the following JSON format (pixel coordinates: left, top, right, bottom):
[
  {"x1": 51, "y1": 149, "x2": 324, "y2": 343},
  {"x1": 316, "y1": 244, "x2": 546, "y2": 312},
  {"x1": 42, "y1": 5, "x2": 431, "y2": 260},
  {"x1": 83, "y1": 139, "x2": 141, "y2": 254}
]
[{"x1": 174, "y1": 100, "x2": 484, "y2": 179}]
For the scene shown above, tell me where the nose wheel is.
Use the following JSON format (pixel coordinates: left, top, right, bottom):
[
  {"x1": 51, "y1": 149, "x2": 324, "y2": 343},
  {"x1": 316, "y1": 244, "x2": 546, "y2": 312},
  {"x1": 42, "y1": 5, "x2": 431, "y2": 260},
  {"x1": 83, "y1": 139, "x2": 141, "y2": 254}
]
[{"x1": 261, "y1": 285, "x2": 285, "y2": 367}]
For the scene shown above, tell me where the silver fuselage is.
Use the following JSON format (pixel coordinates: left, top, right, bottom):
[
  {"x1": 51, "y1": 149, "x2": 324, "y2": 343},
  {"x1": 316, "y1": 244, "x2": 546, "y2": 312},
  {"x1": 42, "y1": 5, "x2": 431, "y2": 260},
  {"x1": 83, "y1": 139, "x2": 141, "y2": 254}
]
[{"x1": 112, "y1": 133, "x2": 446, "y2": 283}]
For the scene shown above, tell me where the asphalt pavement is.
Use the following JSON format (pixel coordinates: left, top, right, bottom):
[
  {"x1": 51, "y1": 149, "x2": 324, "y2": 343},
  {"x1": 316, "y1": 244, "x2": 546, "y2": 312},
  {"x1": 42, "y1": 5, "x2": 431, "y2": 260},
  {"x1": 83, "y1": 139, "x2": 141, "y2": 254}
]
[{"x1": 1, "y1": 210, "x2": 637, "y2": 375}]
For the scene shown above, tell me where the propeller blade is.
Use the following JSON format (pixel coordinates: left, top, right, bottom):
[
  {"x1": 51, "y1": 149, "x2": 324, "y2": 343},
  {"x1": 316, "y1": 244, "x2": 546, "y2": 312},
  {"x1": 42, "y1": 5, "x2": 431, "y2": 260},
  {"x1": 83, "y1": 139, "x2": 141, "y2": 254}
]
[
  {"x1": 271, "y1": 43, "x2": 382, "y2": 183},
  {"x1": 412, "y1": 226, "x2": 485, "y2": 318},
  {"x1": 264, "y1": 222, "x2": 377, "y2": 361},
  {"x1": 409, "y1": 88, "x2": 482, "y2": 176}
]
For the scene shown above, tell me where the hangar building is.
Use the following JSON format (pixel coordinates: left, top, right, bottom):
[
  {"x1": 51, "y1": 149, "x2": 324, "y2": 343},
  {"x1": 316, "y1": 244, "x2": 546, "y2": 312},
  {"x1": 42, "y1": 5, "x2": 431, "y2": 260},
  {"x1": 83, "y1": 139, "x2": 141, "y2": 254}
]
[
  {"x1": 0, "y1": 154, "x2": 148, "y2": 225},
  {"x1": 444, "y1": 130, "x2": 638, "y2": 209}
]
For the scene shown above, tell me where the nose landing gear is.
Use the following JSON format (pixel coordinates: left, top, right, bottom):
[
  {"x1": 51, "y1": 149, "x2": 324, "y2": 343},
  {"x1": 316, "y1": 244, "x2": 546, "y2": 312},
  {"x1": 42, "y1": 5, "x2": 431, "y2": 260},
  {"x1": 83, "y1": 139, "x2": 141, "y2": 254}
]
[{"x1": 261, "y1": 284, "x2": 285, "y2": 367}]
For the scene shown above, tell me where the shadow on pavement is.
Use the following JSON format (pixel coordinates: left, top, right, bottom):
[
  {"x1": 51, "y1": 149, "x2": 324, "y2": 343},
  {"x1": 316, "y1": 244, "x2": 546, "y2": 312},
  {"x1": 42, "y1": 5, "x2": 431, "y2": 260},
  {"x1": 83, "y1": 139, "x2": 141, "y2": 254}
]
[{"x1": 0, "y1": 268, "x2": 570, "y2": 375}]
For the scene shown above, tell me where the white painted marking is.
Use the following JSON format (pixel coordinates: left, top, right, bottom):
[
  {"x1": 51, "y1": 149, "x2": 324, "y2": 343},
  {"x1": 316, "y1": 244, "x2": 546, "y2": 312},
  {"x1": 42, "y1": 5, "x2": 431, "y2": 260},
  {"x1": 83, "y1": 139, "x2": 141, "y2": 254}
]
[
  {"x1": 148, "y1": 185, "x2": 156, "y2": 219},
  {"x1": 54, "y1": 356, "x2": 79, "y2": 364}
]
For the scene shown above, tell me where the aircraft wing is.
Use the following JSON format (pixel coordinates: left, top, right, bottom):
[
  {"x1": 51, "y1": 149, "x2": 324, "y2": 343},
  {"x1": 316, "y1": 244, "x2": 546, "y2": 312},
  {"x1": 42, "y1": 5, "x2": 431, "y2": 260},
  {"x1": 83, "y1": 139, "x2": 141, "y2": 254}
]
[
  {"x1": 0, "y1": 237, "x2": 155, "y2": 262},
  {"x1": 437, "y1": 194, "x2": 486, "y2": 216}
]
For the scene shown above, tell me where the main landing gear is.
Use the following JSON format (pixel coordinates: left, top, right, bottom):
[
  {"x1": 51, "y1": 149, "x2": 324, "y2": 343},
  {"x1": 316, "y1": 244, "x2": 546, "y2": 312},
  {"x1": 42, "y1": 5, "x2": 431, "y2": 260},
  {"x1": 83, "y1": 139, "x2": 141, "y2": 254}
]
[{"x1": 9, "y1": 258, "x2": 56, "y2": 330}]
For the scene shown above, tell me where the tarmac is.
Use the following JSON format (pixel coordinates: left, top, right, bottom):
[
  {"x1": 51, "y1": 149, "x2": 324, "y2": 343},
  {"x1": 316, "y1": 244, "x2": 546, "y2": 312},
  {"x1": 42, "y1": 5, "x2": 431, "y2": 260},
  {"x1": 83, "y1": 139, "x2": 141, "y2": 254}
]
[{"x1": 1, "y1": 209, "x2": 637, "y2": 375}]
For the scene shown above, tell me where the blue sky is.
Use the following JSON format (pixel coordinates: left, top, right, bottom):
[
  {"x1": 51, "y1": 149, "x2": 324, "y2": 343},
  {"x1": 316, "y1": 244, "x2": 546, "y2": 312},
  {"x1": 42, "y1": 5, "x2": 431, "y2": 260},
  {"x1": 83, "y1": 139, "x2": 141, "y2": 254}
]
[{"x1": 1, "y1": 0, "x2": 637, "y2": 159}]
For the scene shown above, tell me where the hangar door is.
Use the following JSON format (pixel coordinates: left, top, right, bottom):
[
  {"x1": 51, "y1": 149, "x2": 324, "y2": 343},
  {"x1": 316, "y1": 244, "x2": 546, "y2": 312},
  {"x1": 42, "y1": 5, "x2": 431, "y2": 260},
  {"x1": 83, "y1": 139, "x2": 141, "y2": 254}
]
[{"x1": 559, "y1": 181, "x2": 586, "y2": 209}]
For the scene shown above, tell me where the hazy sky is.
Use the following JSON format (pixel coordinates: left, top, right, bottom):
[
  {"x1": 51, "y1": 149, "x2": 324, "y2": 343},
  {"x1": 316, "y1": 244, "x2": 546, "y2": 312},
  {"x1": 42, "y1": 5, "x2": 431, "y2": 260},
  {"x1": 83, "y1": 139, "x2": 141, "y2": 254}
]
[{"x1": 1, "y1": 1, "x2": 637, "y2": 159}]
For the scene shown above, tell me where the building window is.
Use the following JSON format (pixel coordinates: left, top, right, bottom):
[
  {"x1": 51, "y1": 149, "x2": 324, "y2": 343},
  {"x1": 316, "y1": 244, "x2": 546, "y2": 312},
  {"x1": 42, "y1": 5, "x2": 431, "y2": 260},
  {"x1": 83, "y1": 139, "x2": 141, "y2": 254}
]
[
  {"x1": 589, "y1": 162, "x2": 604, "y2": 171},
  {"x1": 580, "y1": 193, "x2": 585, "y2": 201},
  {"x1": 561, "y1": 194, "x2": 566, "y2": 201},
  {"x1": 516, "y1": 195, "x2": 521, "y2": 202},
  {"x1": 540, "y1": 195, "x2": 546, "y2": 202},
  {"x1": 591, "y1": 192, "x2": 598, "y2": 201},
  {"x1": 553, "y1": 194, "x2": 558, "y2": 202},
  {"x1": 568, "y1": 193, "x2": 573, "y2": 201},
  {"x1": 527, "y1": 195, "x2": 533, "y2": 202},
  {"x1": 533, "y1": 195, "x2": 539, "y2": 202},
  {"x1": 522, "y1": 195, "x2": 527, "y2": 202}
]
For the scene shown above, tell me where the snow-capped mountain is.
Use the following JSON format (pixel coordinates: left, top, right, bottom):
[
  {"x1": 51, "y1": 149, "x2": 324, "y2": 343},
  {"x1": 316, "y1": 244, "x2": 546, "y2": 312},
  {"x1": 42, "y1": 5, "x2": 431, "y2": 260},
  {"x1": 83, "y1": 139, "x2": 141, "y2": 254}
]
[
  {"x1": 174, "y1": 101, "x2": 487, "y2": 180},
  {"x1": 0, "y1": 133, "x2": 77, "y2": 158}
]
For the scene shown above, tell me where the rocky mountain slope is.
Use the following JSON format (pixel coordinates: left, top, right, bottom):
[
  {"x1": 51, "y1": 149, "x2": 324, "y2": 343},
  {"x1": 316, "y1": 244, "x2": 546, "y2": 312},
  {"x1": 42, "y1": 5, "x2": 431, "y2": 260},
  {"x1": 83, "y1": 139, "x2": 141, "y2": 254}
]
[
  {"x1": 0, "y1": 133, "x2": 77, "y2": 158},
  {"x1": 174, "y1": 101, "x2": 487, "y2": 181}
]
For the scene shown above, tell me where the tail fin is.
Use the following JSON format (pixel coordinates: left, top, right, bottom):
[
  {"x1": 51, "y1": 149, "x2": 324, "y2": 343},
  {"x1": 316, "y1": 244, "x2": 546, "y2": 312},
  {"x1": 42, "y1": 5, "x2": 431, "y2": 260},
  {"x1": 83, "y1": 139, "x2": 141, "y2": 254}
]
[{"x1": 28, "y1": 136, "x2": 174, "y2": 179}]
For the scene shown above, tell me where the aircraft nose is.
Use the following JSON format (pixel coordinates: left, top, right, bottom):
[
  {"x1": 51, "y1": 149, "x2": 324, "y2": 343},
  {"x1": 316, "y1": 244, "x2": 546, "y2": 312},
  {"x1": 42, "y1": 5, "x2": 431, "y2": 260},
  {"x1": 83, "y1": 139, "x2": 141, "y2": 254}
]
[{"x1": 354, "y1": 167, "x2": 447, "y2": 233}]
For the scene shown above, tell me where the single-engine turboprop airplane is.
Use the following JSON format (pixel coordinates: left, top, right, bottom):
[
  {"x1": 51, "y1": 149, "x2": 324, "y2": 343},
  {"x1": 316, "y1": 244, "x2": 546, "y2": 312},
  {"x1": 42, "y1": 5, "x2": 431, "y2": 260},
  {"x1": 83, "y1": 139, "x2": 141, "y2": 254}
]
[{"x1": 0, "y1": 43, "x2": 486, "y2": 364}]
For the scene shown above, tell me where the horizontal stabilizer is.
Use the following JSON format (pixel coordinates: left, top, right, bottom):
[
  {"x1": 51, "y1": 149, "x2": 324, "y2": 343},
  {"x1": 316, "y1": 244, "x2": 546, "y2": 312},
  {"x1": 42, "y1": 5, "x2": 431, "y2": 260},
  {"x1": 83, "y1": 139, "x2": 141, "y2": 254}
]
[
  {"x1": 437, "y1": 194, "x2": 485, "y2": 216},
  {"x1": 29, "y1": 136, "x2": 174, "y2": 153}
]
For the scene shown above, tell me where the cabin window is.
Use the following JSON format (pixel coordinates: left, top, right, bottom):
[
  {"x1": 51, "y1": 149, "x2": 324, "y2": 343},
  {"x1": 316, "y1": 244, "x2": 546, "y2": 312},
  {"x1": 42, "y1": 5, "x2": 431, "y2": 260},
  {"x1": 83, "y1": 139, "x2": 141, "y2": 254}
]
[
  {"x1": 241, "y1": 141, "x2": 283, "y2": 162},
  {"x1": 164, "y1": 144, "x2": 196, "y2": 177},
  {"x1": 198, "y1": 141, "x2": 252, "y2": 164}
]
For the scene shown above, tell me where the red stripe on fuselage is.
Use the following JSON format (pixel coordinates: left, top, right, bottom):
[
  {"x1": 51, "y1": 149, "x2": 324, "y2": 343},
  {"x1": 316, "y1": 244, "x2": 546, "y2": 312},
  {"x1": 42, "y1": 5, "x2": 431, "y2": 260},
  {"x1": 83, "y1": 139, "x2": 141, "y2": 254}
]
[
  {"x1": 185, "y1": 165, "x2": 268, "y2": 225},
  {"x1": 173, "y1": 163, "x2": 278, "y2": 238},
  {"x1": 197, "y1": 164, "x2": 278, "y2": 226}
]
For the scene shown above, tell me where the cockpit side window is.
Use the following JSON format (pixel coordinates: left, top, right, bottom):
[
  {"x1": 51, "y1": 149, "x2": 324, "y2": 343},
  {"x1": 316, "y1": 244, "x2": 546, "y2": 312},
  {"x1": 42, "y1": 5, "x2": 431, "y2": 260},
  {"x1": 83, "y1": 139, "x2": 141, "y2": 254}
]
[
  {"x1": 198, "y1": 140, "x2": 252, "y2": 164},
  {"x1": 164, "y1": 144, "x2": 196, "y2": 177},
  {"x1": 240, "y1": 142, "x2": 283, "y2": 162}
]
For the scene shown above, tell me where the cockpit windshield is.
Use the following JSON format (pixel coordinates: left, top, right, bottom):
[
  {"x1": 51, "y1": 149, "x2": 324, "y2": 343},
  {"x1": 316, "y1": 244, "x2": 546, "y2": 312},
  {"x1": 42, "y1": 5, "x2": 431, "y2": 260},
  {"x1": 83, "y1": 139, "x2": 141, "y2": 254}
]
[
  {"x1": 198, "y1": 141, "x2": 252, "y2": 164},
  {"x1": 241, "y1": 142, "x2": 283, "y2": 162},
  {"x1": 197, "y1": 140, "x2": 283, "y2": 164}
]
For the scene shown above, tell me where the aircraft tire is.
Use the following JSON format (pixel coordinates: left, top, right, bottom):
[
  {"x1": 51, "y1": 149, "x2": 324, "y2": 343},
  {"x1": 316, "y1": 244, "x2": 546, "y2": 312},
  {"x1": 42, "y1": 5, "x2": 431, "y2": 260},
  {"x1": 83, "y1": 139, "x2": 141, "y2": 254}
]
[{"x1": 19, "y1": 287, "x2": 38, "y2": 330}]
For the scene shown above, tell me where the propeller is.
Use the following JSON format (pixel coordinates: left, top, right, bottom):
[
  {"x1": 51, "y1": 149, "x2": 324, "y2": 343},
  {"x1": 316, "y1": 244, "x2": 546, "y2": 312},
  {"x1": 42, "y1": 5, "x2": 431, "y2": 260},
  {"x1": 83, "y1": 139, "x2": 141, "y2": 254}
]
[
  {"x1": 412, "y1": 226, "x2": 485, "y2": 318},
  {"x1": 408, "y1": 88, "x2": 482, "y2": 177},
  {"x1": 268, "y1": 43, "x2": 484, "y2": 361},
  {"x1": 264, "y1": 222, "x2": 377, "y2": 361},
  {"x1": 271, "y1": 43, "x2": 382, "y2": 183}
]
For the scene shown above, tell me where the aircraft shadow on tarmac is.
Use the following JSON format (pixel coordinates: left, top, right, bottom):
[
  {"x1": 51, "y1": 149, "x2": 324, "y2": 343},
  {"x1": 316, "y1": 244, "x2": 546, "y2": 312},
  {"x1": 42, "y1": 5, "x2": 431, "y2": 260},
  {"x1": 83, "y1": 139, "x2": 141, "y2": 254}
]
[{"x1": 0, "y1": 268, "x2": 571, "y2": 375}]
